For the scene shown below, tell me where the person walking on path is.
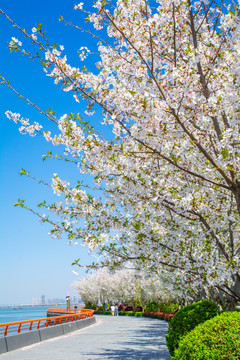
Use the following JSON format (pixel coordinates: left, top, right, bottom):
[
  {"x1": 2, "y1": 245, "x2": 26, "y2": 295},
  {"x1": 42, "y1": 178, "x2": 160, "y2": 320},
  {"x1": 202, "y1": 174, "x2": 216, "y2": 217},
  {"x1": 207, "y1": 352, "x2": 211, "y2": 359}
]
[
  {"x1": 114, "y1": 304, "x2": 119, "y2": 316},
  {"x1": 110, "y1": 304, "x2": 115, "y2": 316}
]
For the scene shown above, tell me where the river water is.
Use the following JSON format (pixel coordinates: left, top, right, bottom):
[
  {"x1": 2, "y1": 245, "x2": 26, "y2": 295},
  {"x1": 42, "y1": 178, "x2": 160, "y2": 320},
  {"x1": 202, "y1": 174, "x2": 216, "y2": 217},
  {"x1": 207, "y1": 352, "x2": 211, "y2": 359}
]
[{"x1": 0, "y1": 305, "x2": 51, "y2": 324}]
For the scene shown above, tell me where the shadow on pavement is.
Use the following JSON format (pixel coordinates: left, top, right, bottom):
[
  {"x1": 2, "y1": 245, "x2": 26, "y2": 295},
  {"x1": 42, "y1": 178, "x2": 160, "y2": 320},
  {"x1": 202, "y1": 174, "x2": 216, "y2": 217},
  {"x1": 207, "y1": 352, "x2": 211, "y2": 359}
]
[{"x1": 81, "y1": 319, "x2": 171, "y2": 360}]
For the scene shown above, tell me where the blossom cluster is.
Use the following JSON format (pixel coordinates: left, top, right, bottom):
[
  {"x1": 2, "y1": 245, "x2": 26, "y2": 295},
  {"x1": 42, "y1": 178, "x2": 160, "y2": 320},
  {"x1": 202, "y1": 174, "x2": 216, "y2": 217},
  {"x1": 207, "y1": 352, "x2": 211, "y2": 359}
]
[
  {"x1": 5, "y1": 111, "x2": 42, "y2": 136},
  {"x1": 10, "y1": 37, "x2": 22, "y2": 46}
]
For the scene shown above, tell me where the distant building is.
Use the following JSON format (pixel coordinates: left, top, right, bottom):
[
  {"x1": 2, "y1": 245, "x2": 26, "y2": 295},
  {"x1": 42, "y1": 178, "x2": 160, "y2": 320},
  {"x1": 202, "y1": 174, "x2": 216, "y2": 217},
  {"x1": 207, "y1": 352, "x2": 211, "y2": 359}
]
[
  {"x1": 73, "y1": 296, "x2": 78, "y2": 304},
  {"x1": 47, "y1": 298, "x2": 66, "y2": 305},
  {"x1": 32, "y1": 297, "x2": 41, "y2": 305},
  {"x1": 41, "y1": 295, "x2": 46, "y2": 305}
]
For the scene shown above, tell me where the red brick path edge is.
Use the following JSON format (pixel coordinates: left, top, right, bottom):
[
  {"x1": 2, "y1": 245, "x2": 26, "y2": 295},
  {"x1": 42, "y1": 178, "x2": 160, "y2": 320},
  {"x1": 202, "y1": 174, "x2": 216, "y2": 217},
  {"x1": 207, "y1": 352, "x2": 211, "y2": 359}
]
[{"x1": 144, "y1": 312, "x2": 175, "y2": 322}]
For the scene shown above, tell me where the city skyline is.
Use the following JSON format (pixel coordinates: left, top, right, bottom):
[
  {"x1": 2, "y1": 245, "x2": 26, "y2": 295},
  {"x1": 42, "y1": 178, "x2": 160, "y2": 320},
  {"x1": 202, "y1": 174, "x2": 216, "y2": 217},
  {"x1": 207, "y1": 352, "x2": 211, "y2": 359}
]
[{"x1": 31, "y1": 294, "x2": 81, "y2": 306}]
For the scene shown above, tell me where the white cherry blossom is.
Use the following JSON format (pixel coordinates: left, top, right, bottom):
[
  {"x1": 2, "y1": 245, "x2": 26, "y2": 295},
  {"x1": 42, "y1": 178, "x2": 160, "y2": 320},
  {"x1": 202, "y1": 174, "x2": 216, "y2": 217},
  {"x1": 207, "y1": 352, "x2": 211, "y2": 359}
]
[{"x1": 4, "y1": 0, "x2": 240, "y2": 310}]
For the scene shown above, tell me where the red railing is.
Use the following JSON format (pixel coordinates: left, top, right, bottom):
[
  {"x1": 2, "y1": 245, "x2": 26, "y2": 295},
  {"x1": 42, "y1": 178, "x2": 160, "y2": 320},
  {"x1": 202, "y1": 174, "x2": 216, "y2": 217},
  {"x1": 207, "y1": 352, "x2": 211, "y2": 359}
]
[
  {"x1": 47, "y1": 307, "x2": 85, "y2": 314},
  {"x1": 0, "y1": 309, "x2": 94, "y2": 337}
]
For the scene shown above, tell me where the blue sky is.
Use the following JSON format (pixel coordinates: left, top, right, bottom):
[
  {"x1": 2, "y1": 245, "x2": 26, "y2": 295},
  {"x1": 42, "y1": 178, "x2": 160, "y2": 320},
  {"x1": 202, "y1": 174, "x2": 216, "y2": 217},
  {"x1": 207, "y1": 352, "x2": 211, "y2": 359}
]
[{"x1": 0, "y1": 0, "x2": 105, "y2": 305}]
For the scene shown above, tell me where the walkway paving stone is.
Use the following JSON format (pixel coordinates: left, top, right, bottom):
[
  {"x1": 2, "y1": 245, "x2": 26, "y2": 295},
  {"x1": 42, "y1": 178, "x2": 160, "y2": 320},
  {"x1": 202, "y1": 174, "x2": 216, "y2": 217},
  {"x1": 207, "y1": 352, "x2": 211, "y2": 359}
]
[{"x1": 1, "y1": 315, "x2": 171, "y2": 359}]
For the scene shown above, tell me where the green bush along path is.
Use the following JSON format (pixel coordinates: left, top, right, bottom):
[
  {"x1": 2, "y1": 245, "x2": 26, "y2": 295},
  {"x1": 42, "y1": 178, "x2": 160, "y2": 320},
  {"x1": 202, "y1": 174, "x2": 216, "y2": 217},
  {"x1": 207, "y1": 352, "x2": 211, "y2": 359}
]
[
  {"x1": 174, "y1": 311, "x2": 240, "y2": 360},
  {"x1": 166, "y1": 300, "x2": 219, "y2": 356}
]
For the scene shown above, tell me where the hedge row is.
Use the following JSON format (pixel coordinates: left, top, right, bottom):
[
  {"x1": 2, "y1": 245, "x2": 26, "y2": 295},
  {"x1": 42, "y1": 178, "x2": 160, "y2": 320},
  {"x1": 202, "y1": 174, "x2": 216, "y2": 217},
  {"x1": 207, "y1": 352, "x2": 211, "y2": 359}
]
[
  {"x1": 145, "y1": 301, "x2": 178, "y2": 314},
  {"x1": 166, "y1": 300, "x2": 219, "y2": 357},
  {"x1": 174, "y1": 311, "x2": 240, "y2": 360},
  {"x1": 90, "y1": 302, "x2": 179, "y2": 313},
  {"x1": 94, "y1": 309, "x2": 174, "y2": 321},
  {"x1": 144, "y1": 312, "x2": 174, "y2": 321}
]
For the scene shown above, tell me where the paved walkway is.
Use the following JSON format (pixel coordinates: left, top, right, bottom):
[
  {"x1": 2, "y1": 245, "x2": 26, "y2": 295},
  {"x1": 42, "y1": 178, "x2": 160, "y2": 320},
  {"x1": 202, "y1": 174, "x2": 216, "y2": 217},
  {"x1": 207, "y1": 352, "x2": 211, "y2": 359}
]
[{"x1": 1, "y1": 315, "x2": 171, "y2": 360}]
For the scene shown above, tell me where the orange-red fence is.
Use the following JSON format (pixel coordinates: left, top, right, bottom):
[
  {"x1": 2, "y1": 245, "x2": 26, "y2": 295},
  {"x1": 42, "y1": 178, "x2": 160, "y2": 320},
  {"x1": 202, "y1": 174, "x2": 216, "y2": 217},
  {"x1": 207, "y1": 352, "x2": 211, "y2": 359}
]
[
  {"x1": 0, "y1": 309, "x2": 94, "y2": 337},
  {"x1": 47, "y1": 307, "x2": 86, "y2": 314}
]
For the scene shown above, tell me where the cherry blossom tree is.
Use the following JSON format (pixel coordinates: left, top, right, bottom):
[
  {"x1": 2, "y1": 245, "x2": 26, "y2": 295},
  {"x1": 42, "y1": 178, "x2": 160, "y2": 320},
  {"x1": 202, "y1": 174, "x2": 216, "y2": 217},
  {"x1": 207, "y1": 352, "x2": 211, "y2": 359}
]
[
  {"x1": 73, "y1": 268, "x2": 176, "y2": 307},
  {"x1": 74, "y1": 272, "x2": 100, "y2": 306},
  {"x1": 73, "y1": 269, "x2": 134, "y2": 306},
  {"x1": 2, "y1": 0, "x2": 240, "y2": 310}
]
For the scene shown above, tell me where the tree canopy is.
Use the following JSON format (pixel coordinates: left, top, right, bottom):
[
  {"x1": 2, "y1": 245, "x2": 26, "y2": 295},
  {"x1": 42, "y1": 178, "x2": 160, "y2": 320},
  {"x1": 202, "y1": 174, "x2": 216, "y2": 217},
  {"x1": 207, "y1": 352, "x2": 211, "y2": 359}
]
[
  {"x1": 73, "y1": 268, "x2": 176, "y2": 306},
  {"x1": 1, "y1": 0, "x2": 240, "y2": 309}
]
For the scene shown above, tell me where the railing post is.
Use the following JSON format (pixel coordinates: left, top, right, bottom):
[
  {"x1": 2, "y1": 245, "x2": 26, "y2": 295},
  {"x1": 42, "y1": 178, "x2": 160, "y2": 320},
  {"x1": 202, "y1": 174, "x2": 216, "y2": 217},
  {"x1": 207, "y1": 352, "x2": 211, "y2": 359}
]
[
  {"x1": 18, "y1": 323, "x2": 22, "y2": 333},
  {"x1": 4, "y1": 326, "x2": 8, "y2": 336}
]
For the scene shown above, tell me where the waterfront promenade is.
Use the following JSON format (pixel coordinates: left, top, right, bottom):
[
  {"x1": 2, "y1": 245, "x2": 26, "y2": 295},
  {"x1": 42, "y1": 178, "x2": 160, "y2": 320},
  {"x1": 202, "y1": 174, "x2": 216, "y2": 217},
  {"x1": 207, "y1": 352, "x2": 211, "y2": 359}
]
[{"x1": 1, "y1": 315, "x2": 171, "y2": 359}]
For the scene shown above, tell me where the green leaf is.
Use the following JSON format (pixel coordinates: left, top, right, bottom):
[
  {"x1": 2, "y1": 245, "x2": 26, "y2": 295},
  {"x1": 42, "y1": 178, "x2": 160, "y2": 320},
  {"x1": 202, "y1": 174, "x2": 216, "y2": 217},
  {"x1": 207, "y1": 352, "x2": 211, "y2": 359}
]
[
  {"x1": 36, "y1": 22, "x2": 42, "y2": 31},
  {"x1": 221, "y1": 148, "x2": 228, "y2": 159},
  {"x1": 19, "y1": 168, "x2": 29, "y2": 176}
]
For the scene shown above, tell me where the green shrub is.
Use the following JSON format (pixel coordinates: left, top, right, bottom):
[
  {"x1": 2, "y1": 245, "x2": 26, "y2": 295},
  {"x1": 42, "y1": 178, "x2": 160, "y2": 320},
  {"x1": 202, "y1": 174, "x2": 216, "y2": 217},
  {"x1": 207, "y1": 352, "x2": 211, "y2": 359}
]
[
  {"x1": 166, "y1": 300, "x2": 219, "y2": 357},
  {"x1": 174, "y1": 311, "x2": 240, "y2": 360},
  {"x1": 134, "y1": 312, "x2": 144, "y2": 317},
  {"x1": 125, "y1": 311, "x2": 134, "y2": 316},
  {"x1": 94, "y1": 310, "x2": 111, "y2": 315},
  {"x1": 119, "y1": 311, "x2": 139, "y2": 316},
  {"x1": 119, "y1": 311, "x2": 132, "y2": 316},
  {"x1": 158, "y1": 302, "x2": 167, "y2": 312},
  {"x1": 165, "y1": 304, "x2": 179, "y2": 314},
  {"x1": 84, "y1": 301, "x2": 97, "y2": 310},
  {"x1": 97, "y1": 306, "x2": 103, "y2": 311},
  {"x1": 103, "y1": 311, "x2": 111, "y2": 315},
  {"x1": 145, "y1": 301, "x2": 158, "y2": 312}
]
